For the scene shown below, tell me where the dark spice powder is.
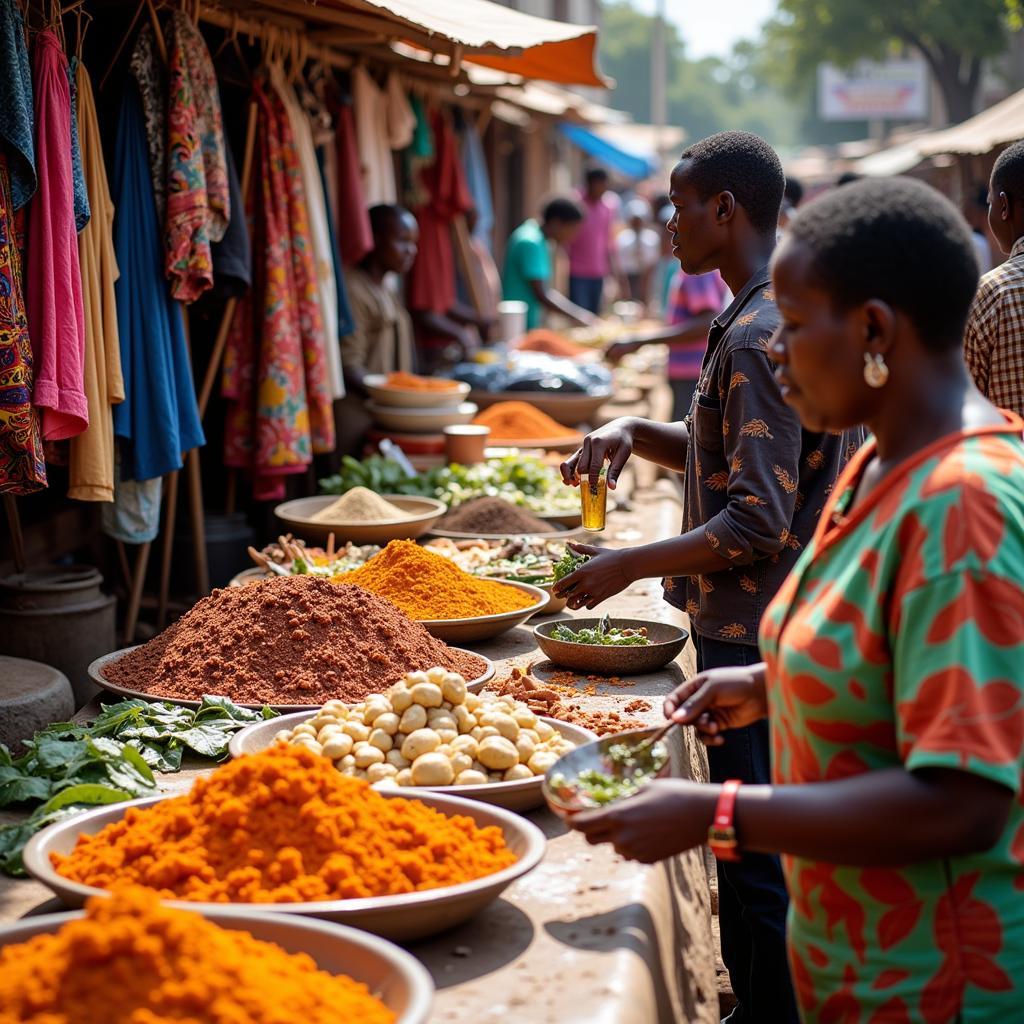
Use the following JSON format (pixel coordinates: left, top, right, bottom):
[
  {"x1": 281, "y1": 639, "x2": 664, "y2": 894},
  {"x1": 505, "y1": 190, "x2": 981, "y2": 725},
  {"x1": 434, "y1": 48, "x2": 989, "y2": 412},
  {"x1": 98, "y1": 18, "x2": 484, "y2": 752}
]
[
  {"x1": 437, "y1": 496, "x2": 552, "y2": 535},
  {"x1": 103, "y1": 576, "x2": 487, "y2": 706}
]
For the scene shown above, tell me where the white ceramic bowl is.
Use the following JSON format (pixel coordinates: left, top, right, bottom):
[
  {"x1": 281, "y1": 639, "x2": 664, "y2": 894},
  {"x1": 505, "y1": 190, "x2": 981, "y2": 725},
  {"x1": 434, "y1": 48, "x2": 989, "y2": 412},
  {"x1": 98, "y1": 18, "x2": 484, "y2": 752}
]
[
  {"x1": 23, "y1": 789, "x2": 546, "y2": 942},
  {"x1": 364, "y1": 374, "x2": 470, "y2": 408},
  {"x1": 417, "y1": 580, "x2": 548, "y2": 643},
  {"x1": 274, "y1": 494, "x2": 447, "y2": 545},
  {"x1": 229, "y1": 712, "x2": 596, "y2": 812},
  {"x1": 0, "y1": 908, "x2": 433, "y2": 1024},
  {"x1": 367, "y1": 401, "x2": 477, "y2": 433}
]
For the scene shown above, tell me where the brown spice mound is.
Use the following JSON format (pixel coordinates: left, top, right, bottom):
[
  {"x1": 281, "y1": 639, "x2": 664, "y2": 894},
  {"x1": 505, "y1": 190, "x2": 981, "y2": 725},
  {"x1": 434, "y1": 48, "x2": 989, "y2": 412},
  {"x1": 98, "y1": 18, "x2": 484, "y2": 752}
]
[
  {"x1": 624, "y1": 699, "x2": 652, "y2": 714},
  {"x1": 437, "y1": 496, "x2": 551, "y2": 536},
  {"x1": 488, "y1": 668, "x2": 649, "y2": 737},
  {"x1": 103, "y1": 576, "x2": 486, "y2": 706}
]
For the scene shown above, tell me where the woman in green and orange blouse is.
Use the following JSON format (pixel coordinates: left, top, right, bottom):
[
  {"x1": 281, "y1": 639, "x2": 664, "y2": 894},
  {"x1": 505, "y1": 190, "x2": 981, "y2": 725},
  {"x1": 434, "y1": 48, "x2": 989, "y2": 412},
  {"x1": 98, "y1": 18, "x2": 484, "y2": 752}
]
[{"x1": 569, "y1": 177, "x2": 1024, "y2": 1022}]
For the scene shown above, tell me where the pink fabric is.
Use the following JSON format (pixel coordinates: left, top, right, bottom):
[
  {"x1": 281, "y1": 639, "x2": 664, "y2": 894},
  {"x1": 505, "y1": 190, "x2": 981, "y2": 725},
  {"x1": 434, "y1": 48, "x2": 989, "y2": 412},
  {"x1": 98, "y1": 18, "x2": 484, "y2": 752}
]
[
  {"x1": 567, "y1": 191, "x2": 617, "y2": 278},
  {"x1": 27, "y1": 30, "x2": 87, "y2": 441}
]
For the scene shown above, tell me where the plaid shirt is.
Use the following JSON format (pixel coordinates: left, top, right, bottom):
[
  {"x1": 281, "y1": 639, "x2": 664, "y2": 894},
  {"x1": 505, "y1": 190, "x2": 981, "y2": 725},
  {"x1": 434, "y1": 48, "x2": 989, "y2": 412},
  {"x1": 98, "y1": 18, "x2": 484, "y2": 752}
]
[
  {"x1": 665, "y1": 269, "x2": 730, "y2": 381},
  {"x1": 965, "y1": 237, "x2": 1024, "y2": 417}
]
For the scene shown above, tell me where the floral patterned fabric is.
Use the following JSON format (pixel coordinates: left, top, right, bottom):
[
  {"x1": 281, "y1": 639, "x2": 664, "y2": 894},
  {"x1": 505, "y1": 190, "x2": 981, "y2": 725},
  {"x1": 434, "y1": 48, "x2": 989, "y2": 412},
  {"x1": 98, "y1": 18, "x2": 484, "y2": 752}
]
[
  {"x1": 164, "y1": 11, "x2": 228, "y2": 302},
  {"x1": 0, "y1": 154, "x2": 45, "y2": 493},
  {"x1": 129, "y1": 25, "x2": 165, "y2": 220},
  {"x1": 759, "y1": 418, "x2": 1024, "y2": 1023},
  {"x1": 222, "y1": 80, "x2": 333, "y2": 501}
]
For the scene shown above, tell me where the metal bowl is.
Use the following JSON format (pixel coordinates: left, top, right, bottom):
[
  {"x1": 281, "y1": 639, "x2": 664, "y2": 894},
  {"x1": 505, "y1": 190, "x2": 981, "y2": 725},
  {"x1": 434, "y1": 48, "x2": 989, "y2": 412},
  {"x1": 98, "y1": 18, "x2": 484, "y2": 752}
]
[
  {"x1": 542, "y1": 727, "x2": 671, "y2": 819},
  {"x1": 0, "y1": 908, "x2": 433, "y2": 1024},
  {"x1": 229, "y1": 712, "x2": 596, "y2": 812},
  {"x1": 274, "y1": 495, "x2": 447, "y2": 546},
  {"x1": 23, "y1": 789, "x2": 546, "y2": 942},
  {"x1": 418, "y1": 581, "x2": 548, "y2": 643},
  {"x1": 468, "y1": 389, "x2": 611, "y2": 427},
  {"x1": 87, "y1": 646, "x2": 495, "y2": 714},
  {"x1": 533, "y1": 618, "x2": 688, "y2": 674}
]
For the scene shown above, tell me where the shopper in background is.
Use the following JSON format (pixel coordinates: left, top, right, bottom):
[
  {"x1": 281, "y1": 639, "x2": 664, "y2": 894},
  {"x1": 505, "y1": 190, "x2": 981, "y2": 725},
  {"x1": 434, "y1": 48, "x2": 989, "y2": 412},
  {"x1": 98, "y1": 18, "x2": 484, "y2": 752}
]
[
  {"x1": 502, "y1": 197, "x2": 596, "y2": 331},
  {"x1": 567, "y1": 166, "x2": 620, "y2": 315},
  {"x1": 615, "y1": 198, "x2": 661, "y2": 307},
  {"x1": 964, "y1": 141, "x2": 1024, "y2": 417},
  {"x1": 778, "y1": 175, "x2": 804, "y2": 230},
  {"x1": 964, "y1": 182, "x2": 994, "y2": 273}
]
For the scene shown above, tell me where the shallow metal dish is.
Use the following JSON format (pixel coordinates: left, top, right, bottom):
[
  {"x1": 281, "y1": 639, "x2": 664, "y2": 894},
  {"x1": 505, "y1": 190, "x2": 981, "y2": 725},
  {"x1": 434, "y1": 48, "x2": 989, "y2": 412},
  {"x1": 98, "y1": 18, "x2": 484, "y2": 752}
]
[
  {"x1": 533, "y1": 618, "x2": 688, "y2": 675},
  {"x1": 229, "y1": 711, "x2": 596, "y2": 812},
  {"x1": 0, "y1": 908, "x2": 433, "y2": 1024},
  {"x1": 468, "y1": 389, "x2": 611, "y2": 427},
  {"x1": 24, "y1": 789, "x2": 546, "y2": 942},
  {"x1": 543, "y1": 726, "x2": 672, "y2": 819},
  {"x1": 274, "y1": 495, "x2": 446, "y2": 545},
  {"x1": 418, "y1": 580, "x2": 548, "y2": 644},
  {"x1": 87, "y1": 646, "x2": 495, "y2": 714}
]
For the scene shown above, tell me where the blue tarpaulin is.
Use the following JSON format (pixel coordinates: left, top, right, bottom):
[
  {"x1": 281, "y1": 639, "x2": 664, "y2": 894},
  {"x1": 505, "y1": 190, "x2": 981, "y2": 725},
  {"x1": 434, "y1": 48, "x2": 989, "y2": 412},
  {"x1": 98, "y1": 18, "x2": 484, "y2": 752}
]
[{"x1": 557, "y1": 122, "x2": 657, "y2": 180}]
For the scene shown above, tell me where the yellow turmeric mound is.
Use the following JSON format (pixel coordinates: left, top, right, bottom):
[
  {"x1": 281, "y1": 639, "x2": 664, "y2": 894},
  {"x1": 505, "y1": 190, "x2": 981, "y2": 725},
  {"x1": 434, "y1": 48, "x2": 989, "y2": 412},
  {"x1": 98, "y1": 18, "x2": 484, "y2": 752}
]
[
  {"x1": 336, "y1": 539, "x2": 537, "y2": 620},
  {"x1": 51, "y1": 745, "x2": 517, "y2": 902},
  {"x1": 0, "y1": 887, "x2": 395, "y2": 1024}
]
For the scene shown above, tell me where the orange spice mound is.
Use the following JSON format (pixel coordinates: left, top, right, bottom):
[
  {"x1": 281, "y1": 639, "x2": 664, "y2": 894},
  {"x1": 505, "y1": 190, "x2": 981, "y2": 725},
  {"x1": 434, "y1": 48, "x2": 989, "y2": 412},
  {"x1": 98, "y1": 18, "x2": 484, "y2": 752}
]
[
  {"x1": 513, "y1": 328, "x2": 590, "y2": 358},
  {"x1": 336, "y1": 539, "x2": 537, "y2": 620},
  {"x1": 385, "y1": 370, "x2": 459, "y2": 391},
  {"x1": 50, "y1": 745, "x2": 517, "y2": 903},
  {"x1": 0, "y1": 887, "x2": 394, "y2": 1024},
  {"x1": 472, "y1": 400, "x2": 581, "y2": 441}
]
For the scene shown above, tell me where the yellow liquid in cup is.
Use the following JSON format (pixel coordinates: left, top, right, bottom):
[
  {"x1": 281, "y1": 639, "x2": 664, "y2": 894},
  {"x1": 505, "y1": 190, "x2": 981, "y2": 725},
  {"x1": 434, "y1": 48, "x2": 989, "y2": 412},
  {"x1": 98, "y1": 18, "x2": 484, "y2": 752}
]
[{"x1": 580, "y1": 478, "x2": 608, "y2": 532}]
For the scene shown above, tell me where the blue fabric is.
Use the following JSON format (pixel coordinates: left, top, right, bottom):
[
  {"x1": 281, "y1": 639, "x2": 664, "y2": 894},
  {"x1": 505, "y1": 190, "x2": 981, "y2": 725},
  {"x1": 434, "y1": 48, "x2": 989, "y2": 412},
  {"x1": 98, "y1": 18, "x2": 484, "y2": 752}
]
[
  {"x1": 316, "y1": 144, "x2": 354, "y2": 338},
  {"x1": 459, "y1": 113, "x2": 493, "y2": 247},
  {"x1": 211, "y1": 137, "x2": 251, "y2": 297},
  {"x1": 67, "y1": 56, "x2": 90, "y2": 232},
  {"x1": 111, "y1": 85, "x2": 204, "y2": 482},
  {"x1": 102, "y1": 472, "x2": 163, "y2": 543},
  {"x1": 695, "y1": 634, "x2": 799, "y2": 1024},
  {"x1": 569, "y1": 275, "x2": 603, "y2": 314},
  {"x1": 557, "y1": 122, "x2": 656, "y2": 181},
  {"x1": 0, "y1": 0, "x2": 35, "y2": 209}
]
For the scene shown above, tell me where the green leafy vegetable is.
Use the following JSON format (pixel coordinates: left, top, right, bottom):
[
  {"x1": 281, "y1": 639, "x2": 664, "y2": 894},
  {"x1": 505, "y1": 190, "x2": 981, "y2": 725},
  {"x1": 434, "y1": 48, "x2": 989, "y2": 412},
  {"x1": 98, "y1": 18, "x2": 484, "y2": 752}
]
[
  {"x1": 550, "y1": 623, "x2": 650, "y2": 646},
  {"x1": 552, "y1": 548, "x2": 590, "y2": 582}
]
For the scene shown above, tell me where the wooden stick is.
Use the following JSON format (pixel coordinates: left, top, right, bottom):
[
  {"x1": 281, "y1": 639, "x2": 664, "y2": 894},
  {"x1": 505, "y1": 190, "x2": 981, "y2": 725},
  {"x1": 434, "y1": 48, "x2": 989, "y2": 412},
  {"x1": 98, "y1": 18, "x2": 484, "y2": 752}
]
[
  {"x1": 144, "y1": 0, "x2": 167, "y2": 65},
  {"x1": 156, "y1": 470, "x2": 179, "y2": 630},
  {"x1": 115, "y1": 539, "x2": 132, "y2": 591},
  {"x1": 185, "y1": 448, "x2": 210, "y2": 595},
  {"x1": 3, "y1": 495, "x2": 25, "y2": 573},
  {"x1": 452, "y1": 213, "x2": 486, "y2": 317},
  {"x1": 123, "y1": 541, "x2": 151, "y2": 645}
]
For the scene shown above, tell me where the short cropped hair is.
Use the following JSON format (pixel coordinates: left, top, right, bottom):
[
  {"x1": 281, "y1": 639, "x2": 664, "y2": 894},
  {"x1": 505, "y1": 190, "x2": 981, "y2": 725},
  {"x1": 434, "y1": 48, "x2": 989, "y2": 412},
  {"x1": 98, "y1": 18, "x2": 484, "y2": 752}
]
[
  {"x1": 585, "y1": 166, "x2": 609, "y2": 187},
  {"x1": 368, "y1": 203, "x2": 413, "y2": 236},
  {"x1": 784, "y1": 176, "x2": 804, "y2": 207},
  {"x1": 992, "y1": 140, "x2": 1024, "y2": 199},
  {"x1": 677, "y1": 131, "x2": 784, "y2": 235},
  {"x1": 836, "y1": 171, "x2": 862, "y2": 187},
  {"x1": 543, "y1": 196, "x2": 585, "y2": 224},
  {"x1": 786, "y1": 177, "x2": 979, "y2": 351}
]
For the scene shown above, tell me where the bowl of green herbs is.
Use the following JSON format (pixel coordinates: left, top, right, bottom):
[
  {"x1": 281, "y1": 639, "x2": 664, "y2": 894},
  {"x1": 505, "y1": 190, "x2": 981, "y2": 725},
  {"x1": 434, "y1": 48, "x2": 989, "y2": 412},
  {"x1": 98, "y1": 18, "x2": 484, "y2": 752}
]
[{"x1": 533, "y1": 615, "x2": 688, "y2": 674}]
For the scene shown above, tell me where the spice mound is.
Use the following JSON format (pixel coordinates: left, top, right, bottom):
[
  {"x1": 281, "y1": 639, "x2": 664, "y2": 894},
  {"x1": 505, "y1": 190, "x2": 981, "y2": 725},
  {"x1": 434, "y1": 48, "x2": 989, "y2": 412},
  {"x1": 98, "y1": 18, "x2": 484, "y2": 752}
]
[
  {"x1": 0, "y1": 887, "x2": 394, "y2": 1024},
  {"x1": 101, "y1": 575, "x2": 486, "y2": 705},
  {"x1": 337, "y1": 539, "x2": 538, "y2": 620},
  {"x1": 385, "y1": 371, "x2": 460, "y2": 392},
  {"x1": 51, "y1": 745, "x2": 517, "y2": 902},
  {"x1": 472, "y1": 400, "x2": 580, "y2": 441},
  {"x1": 512, "y1": 329, "x2": 590, "y2": 359},
  {"x1": 311, "y1": 487, "x2": 413, "y2": 523},
  {"x1": 437, "y1": 496, "x2": 552, "y2": 536},
  {"x1": 277, "y1": 666, "x2": 576, "y2": 787}
]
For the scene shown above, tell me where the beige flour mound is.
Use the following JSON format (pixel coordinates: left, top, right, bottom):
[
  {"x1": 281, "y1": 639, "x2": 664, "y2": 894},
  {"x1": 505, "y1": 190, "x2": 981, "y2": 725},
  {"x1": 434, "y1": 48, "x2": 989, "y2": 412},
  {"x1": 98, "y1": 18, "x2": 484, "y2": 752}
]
[{"x1": 312, "y1": 487, "x2": 411, "y2": 523}]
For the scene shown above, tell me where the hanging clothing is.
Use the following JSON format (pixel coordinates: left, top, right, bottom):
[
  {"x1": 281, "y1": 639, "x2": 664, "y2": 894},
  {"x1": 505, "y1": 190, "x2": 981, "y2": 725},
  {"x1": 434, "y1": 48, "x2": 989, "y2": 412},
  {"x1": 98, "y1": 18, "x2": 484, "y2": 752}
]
[
  {"x1": 0, "y1": 0, "x2": 34, "y2": 210},
  {"x1": 385, "y1": 72, "x2": 416, "y2": 150},
  {"x1": 352, "y1": 66, "x2": 396, "y2": 205},
  {"x1": 222, "y1": 80, "x2": 333, "y2": 501},
  {"x1": 69, "y1": 62, "x2": 124, "y2": 503},
  {"x1": 164, "y1": 11, "x2": 229, "y2": 303},
  {"x1": 211, "y1": 137, "x2": 251, "y2": 298},
  {"x1": 0, "y1": 154, "x2": 45, "y2": 493},
  {"x1": 459, "y1": 111, "x2": 493, "y2": 246},
  {"x1": 317, "y1": 145, "x2": 354, "y2": 339},
  {"x1": 129, "y1": 25, "x2": 165, "y2": 219},
  {"x1": 272, "y1": 71, "x2": 342, "y2": 400},
  {"x1": 101, "y1": 471, "x2": 162, "y2": 543},
  {"x1": 67, "y1": 56, "x2": 89, "y2": 232},
  {"x1": 401, "y1": 94, "x2": 433, "y2": 209},
  {"x1": 407, "y1": 109, "x2": 473, "y2": 318},
  {"x1": 27, "y1": 29, "x2": 87, "y2": 443},
  {"x1": 332, "y1": 100, "x2": 373, "y2": 266},
  {"x1": 110, "y1": 82, "x2": 204, "y2": 482}
]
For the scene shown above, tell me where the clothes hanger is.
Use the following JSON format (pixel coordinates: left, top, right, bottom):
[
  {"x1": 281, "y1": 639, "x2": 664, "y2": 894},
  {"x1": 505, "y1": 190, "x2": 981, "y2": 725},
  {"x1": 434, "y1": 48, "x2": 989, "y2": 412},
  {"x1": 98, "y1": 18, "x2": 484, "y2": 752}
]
[{"x1": 97, "y1": 1, "x2": 147, "y2": 90}]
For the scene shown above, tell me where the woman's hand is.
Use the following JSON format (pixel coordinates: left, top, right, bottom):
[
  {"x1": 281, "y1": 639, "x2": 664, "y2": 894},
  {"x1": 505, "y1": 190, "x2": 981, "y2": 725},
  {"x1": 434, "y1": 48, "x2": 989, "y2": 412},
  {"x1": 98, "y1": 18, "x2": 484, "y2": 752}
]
[
  {"x1": 663, "y1": 664, "x2": 769, "y2": 746},
  {"x1": 551, "y1": 543, "x2": 633, "y2": 609},
  {"x1": 560, "y1": 418, "x2": 637, "y2": 491},
  {"x1": 567, "y1": 779, "x2": 716, "y2": 863}
]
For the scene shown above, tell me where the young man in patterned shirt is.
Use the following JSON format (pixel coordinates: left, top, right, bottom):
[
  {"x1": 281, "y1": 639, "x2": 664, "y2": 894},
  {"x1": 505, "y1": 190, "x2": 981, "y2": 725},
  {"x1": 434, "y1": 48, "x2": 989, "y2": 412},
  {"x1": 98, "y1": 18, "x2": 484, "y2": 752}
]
[
  {"x1": 964, "y1": 140, "x2": 1024, "y2": 417},
  {"x1": 554, "y1": 131, "x2": 863, "y2": 1023}
]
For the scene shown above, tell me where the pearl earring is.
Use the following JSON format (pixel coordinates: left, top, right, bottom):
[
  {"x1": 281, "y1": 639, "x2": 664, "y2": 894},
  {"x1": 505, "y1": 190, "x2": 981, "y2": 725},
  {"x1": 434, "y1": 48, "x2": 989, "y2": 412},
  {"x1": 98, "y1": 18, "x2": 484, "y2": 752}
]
[{"x1": 863, "y1": 352, "x2": 889, "y2": 388}]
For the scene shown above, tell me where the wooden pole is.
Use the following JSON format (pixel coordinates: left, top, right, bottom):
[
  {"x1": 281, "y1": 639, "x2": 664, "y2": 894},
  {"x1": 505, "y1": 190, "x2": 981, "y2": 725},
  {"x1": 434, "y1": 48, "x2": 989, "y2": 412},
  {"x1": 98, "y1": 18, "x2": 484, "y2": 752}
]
[
  {"x1": 452, "y1": 213, "x2": 486, "y2": 317},
  {"x1": 156, "y1": 470, "x2": 179, "y2": 630},
  {"x1": 123, "y1": 540, "x2": 150, "y2": 644},
  {"x1": 3, "y1": 495, "x2": 25, "y2": 573}
]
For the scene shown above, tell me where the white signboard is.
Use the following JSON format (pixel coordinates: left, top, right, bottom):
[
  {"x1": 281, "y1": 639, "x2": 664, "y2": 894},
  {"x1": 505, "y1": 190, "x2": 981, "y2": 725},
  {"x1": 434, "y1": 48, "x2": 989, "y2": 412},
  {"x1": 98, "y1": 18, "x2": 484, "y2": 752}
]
[{"x1": 818, "y1": 60, "x2": 929, "y2": 121}]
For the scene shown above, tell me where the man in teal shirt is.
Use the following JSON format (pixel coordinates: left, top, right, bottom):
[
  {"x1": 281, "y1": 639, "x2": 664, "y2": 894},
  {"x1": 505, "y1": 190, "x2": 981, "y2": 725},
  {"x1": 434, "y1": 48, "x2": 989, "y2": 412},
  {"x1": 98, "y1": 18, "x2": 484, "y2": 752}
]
[{"x1": 503, "y1": 197, "x2": 596, "y2": 330}]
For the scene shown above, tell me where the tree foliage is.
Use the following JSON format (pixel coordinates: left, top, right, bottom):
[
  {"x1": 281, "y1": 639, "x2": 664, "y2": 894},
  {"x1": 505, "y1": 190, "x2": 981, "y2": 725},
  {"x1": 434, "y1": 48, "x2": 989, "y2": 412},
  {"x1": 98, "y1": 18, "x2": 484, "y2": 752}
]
[{"x1": 764, "y1": 0, "x2": 1023, "y2": 123}]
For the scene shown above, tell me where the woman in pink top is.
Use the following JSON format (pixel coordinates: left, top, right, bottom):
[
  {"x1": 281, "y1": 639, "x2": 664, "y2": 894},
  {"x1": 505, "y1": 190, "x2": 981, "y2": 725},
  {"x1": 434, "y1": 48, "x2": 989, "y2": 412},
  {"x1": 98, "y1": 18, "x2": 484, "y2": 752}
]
[{"x1": 567, "y1": 167, "x2": 620, "y2": 315}]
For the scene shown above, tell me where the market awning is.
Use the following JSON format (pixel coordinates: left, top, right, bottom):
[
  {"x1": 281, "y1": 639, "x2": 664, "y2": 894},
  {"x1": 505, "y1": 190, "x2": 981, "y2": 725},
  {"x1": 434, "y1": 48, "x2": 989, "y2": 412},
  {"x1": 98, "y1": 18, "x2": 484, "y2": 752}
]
[
  {"x1": 557, "y1": 122, "x2": 658, "y2": 180},
  {"x1": 327, "y1": 0, "x2": 608, "y2": 87},
  {"x1": 916, "y1": 87, "x2": 1024, "y2": 156}
]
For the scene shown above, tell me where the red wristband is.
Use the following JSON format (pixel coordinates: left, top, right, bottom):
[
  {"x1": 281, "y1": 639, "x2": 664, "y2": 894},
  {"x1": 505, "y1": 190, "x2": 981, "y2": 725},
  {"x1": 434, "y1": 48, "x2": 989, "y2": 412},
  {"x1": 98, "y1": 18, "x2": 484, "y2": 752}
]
[{"x1": 708, "y1": 779, "x2": 742, "y2": 862}]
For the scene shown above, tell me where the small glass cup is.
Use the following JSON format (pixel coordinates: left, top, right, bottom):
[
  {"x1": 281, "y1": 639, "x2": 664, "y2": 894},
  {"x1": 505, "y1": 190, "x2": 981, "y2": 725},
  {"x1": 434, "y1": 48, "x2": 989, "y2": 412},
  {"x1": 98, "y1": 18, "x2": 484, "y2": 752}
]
[{"x1": 580, "y1": 473, "x2": 608, "y2": 532}]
